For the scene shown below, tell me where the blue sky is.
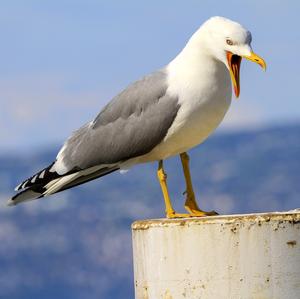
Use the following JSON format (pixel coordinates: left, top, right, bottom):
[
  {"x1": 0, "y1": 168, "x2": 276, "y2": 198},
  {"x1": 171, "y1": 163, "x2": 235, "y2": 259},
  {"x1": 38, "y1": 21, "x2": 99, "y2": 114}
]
[{"x1": 1, "y1": 0, "x2": 300, "y2": 153}]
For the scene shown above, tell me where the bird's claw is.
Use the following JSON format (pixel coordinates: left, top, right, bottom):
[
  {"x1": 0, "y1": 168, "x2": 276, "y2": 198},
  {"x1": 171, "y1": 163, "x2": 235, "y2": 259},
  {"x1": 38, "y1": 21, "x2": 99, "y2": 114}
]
[
  {"x1": 166, "y1": 212, "x2": 193, "y2": 219},
  {"x1": 189, "y1": 210, "x2": 219, "y2": 217}
]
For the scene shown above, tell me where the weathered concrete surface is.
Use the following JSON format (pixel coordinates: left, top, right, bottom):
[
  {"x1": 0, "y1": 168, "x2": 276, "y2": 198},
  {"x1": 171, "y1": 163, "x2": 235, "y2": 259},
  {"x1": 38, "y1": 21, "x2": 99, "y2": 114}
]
[{"x1": 132, "y1": 210, "x2": 300, "y2": 299}]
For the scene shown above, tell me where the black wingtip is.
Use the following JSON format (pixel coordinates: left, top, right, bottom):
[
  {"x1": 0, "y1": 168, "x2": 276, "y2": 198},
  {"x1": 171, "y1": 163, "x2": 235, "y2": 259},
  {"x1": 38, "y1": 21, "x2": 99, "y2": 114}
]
[{"x1": 14, "y1": 162, "x2": 59, "y2": 192}]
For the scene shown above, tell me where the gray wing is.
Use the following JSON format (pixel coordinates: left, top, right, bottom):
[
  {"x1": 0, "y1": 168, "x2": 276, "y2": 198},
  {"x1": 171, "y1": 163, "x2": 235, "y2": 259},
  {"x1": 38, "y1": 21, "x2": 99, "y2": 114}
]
[{"x1": 60, "y1": 69, "x2": 179, "y2": 170}]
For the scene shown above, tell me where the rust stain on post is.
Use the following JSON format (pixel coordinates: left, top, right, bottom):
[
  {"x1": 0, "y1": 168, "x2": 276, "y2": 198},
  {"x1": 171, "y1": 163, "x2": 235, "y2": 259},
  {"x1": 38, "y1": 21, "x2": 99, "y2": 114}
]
[
  {"x1": 132, "y1": 211, "x2": 300, "y2": 231},
  {"x1": 287, "y1": 240, "x2": 297, "y2": 247}
]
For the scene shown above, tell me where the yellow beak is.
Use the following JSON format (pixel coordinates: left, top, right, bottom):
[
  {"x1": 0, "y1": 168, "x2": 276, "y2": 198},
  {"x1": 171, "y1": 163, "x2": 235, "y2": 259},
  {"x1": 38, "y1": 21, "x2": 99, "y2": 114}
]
[
  {"x1": 243, "y1": 51, "x2": 267, "y2": 71},
  {"x1": 227, "y1": 51, "x2": 266, "y2": 98}
]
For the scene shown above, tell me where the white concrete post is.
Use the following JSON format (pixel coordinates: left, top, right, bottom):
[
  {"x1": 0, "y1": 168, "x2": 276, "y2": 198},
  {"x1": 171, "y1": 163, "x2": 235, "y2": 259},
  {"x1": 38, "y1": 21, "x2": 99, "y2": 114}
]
[{"x1": 132, "y1": 211, "x2": 300, "y2": 299}]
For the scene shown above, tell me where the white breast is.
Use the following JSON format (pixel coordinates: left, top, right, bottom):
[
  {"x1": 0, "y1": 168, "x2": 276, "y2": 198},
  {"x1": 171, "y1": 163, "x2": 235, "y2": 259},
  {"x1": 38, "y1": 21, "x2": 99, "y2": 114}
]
[{"x1": 140, "y1": 52, "x2": 232, "y2": 162}]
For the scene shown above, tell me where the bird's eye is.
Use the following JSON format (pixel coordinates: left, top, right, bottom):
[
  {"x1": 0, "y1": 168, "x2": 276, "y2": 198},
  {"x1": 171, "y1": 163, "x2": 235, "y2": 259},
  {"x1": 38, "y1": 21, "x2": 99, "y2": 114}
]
[{"x1": 226, "y1": 39, "x2": 234, "y2": 46}]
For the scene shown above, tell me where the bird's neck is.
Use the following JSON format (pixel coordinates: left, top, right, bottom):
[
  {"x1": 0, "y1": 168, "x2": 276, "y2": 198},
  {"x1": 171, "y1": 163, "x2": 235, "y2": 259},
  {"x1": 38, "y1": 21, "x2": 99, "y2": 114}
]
[{"x1": 167, "y1": 42, "x2": 230, "y2": 98}]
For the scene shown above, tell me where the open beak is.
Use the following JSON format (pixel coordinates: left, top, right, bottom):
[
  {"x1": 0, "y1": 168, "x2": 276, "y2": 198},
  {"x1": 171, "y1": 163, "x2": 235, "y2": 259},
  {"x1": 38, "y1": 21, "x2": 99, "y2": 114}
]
[{"x1": 227, "y1": 51, "x2": 266, "y2": 98}]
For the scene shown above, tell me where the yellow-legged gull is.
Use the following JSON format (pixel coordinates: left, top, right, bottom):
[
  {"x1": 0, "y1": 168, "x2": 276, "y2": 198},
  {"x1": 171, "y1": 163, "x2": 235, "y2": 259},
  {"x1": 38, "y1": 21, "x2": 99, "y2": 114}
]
[{"x1": 8, "y1": 16, "x2": 266, "y2": 218}]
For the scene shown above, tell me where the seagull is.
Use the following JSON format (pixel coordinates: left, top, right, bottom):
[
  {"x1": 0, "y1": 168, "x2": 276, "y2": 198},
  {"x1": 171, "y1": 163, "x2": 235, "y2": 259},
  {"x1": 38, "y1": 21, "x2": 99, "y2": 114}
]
[{"x1": 8, "y1": 16, "x2": 266, "y2": 218}]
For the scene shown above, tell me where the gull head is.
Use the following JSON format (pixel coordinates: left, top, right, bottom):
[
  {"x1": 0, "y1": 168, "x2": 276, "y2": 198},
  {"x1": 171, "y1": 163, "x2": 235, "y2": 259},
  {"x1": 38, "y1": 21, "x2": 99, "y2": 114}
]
[{"x1": 195, "y1": 16, "x2": 266, "y2": 98}]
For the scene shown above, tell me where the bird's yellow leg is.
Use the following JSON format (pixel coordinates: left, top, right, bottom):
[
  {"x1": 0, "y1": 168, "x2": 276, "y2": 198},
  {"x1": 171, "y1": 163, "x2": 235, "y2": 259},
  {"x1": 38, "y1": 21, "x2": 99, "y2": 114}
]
[
  {"x1": 157, "y1": 160, "x2": 191, "y2": 219},
  {"x1": 180, "y1": 152, "x2": 218, "y2": 216}
]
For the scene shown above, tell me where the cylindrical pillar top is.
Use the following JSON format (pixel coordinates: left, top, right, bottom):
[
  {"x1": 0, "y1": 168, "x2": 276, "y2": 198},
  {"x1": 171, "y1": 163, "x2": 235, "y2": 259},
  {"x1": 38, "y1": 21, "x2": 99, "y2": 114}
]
[{"x1": 132, "y1": 210, "x2": 300, "y2": 299}]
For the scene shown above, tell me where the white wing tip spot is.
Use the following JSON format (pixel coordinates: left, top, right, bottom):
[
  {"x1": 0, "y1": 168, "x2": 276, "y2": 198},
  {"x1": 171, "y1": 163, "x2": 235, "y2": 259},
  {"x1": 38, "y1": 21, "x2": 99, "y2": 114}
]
[
  {"x1": 31, "y1": 175, "x2": 38, "y2": 183},
  {"x1": 14, "y1": 183, "x2": 23, "y2": 191},
  {"x1": 39, "y1": 170, "x2": 46, "y2": 178}
]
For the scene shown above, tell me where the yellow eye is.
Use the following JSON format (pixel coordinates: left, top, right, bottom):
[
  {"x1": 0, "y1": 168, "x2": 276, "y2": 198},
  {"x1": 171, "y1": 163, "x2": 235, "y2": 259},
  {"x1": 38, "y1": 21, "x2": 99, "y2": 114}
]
[{"x1": 226, "y1": 39, "x2": 234, "y2": 46}]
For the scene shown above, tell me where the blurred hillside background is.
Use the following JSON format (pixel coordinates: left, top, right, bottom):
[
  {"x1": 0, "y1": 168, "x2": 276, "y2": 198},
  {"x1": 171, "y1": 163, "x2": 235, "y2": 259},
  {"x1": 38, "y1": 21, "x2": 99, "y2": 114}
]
[{"x1": 0, "y1": 1, "x2": 300, "y2": 298}]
